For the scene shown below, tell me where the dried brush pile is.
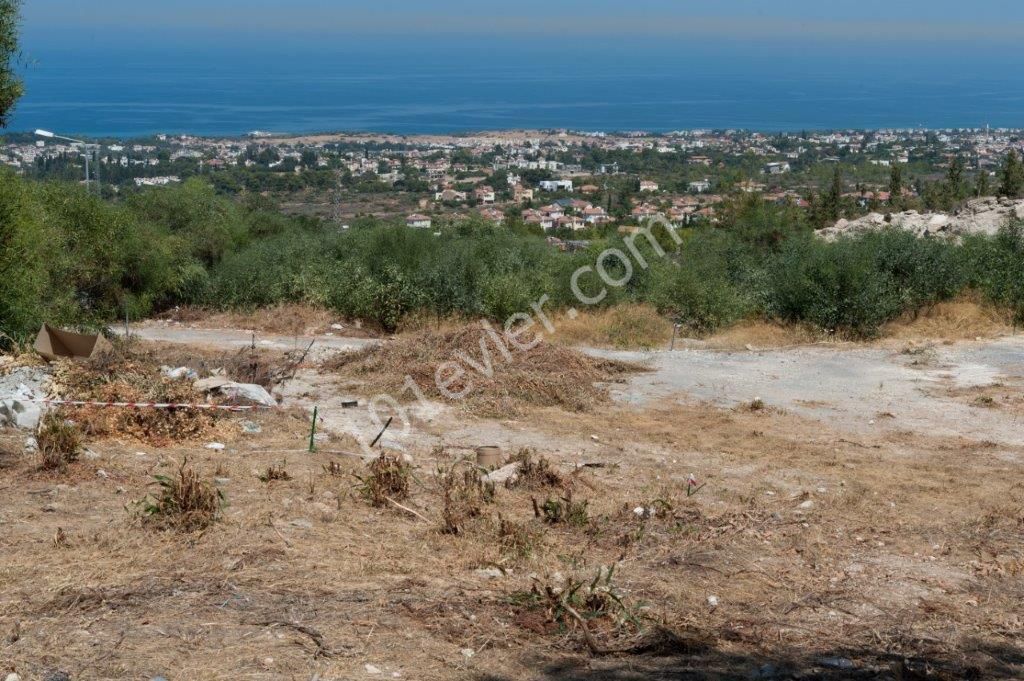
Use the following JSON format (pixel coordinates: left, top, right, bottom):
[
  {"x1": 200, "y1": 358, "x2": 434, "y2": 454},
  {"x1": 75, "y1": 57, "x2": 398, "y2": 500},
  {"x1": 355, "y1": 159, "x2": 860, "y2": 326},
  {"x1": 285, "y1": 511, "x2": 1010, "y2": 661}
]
[
  {"x1": 324, "y1": 323, "x2": 641, "y2": 416},
  {"x1": 50, "y1": 347, "x2": 219, "y2": 446}
]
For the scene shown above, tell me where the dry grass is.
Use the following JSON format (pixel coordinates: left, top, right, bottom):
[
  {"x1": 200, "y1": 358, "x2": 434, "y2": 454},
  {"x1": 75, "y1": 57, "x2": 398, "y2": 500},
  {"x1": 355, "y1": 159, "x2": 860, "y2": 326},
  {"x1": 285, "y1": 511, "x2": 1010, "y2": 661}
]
[
  {"x1": 549, "y1": 304, "x2": 674, "y2": 350},
  {"x1": 157, "y1": 304, "x2": 350, "y2": 337},
  {"x1": 881, "y1": 297, "x2": 1015, "y2": 341},
  {"x1": 36, "y1": 412, "x2": 82, "y2": 471},
  {"x1": 323, "y1": 322, "x2": 643, "y2": 416},
  {"x1": 4, "y1": 333, "x2": 1024, "y2": 679},
  {"x1": 702, "y1": 319, "x2": 832, "y2": 350}
]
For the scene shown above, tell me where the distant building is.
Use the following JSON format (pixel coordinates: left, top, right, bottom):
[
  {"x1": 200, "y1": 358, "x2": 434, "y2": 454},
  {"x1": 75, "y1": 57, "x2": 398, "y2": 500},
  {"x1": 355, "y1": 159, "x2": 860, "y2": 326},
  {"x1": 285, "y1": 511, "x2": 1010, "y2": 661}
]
[
  {"x1": 406, "y1": 214, "x2": 432, "y2": 229},
  {"x1": 539, "y1": 179, "x2": 574, "y2": 192},
  {"x1": 764, "y1": 162, "x2": 791, "y2": 175},
  {"x1": 474, "y1": 185, "x2": 496, "y2": 204},
  {"x1": 639, "y1": 180, "x2": 659, "y2": 192},
  {"x1": 688, "y1": 179, "x2": 711, "y2": 193}
]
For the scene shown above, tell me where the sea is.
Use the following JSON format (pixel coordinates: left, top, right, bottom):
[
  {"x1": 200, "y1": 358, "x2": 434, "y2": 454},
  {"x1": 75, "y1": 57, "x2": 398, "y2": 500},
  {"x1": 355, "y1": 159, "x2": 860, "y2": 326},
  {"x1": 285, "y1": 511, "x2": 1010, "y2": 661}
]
[{"x1": 9, "y1": 35, "x2": 1024, "y2": 138}]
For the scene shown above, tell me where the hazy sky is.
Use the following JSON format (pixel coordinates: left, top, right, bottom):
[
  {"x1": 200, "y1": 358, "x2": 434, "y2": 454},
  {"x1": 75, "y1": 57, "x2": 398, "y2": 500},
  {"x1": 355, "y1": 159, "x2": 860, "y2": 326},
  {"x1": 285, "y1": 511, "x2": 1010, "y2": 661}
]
[{"x1": 21, "y1": 0, "x2": 1024, "y2": 43}]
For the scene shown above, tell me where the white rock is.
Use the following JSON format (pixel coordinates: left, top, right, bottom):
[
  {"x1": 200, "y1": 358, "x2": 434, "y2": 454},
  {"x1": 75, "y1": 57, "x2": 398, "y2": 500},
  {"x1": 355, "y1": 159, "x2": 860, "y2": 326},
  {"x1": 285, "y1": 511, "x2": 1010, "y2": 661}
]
[
  {"x1": 205, "y1": 442, "x2": 226, "y2": 451},
  {"x1": 798, "y1": 500, "x2": 815, "y2": 510},
  {"x1": 365, "y1": 664, "x2": 382, "y2": 675},
  {"x1": 707, "y1": 595, "x2": 719, "y2": 607},
  {"x1": 460, "y1": 648, "x2": 475, "y2": 659},
  {"x1": 474, "y1": 567, "x2": 506, "y2": 579},
  {"x1": 6, "y1": 673, "x2": 23, "y2": 681}
]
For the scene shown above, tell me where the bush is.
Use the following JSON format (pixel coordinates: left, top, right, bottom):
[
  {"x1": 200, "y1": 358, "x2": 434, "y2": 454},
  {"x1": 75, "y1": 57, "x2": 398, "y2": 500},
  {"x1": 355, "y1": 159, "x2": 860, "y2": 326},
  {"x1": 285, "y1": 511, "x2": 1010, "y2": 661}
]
[{"x1": 37, "y1": 413, "x2": 82, "y2": 471}]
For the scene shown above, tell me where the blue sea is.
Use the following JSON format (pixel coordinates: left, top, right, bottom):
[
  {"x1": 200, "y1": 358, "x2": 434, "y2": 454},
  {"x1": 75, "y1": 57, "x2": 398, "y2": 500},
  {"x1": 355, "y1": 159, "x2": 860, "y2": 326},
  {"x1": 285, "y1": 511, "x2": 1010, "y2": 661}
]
[{"x1": 9, "y1": 35, "x2": 1024, "y2": 138}]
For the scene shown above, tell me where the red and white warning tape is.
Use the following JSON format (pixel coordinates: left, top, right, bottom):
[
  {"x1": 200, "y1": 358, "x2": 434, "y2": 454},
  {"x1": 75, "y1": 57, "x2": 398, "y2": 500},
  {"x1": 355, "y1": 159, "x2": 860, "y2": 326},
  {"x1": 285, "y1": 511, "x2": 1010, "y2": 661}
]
[{"x1": 3, "y1": 397, "x2": 276, "y2": 412}]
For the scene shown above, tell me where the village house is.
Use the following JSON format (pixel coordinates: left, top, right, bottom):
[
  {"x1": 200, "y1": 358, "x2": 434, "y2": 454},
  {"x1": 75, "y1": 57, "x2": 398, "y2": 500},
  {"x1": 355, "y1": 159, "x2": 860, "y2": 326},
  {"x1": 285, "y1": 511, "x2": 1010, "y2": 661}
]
[
  {"x1": 539, "y1": 179, "x2": 574, "y2": 192},
  {"x1": 406, "y1": 213, "x2": 432, "y2": 229},
  {"x1": 688, "y1": 179, "x2": 712, "y2": 193},
  {"x1": 764, "y1": 162, "x2": 791, "y2": 175},
  {"x1": 474, "y1": 185, "x2": 496, "y2": 204},
  {"x1": 434, "y1": 188, "x2": 468, "y2": 203},
  {"x1": 479, "y1": 206, "x2": 505, "y2": 224},
  {"x1": 512, "y1": 184, "x2": 534, "y2": 203},
  {"x1": 639, "y1": 180, "x2": 659, "y2": 192}
]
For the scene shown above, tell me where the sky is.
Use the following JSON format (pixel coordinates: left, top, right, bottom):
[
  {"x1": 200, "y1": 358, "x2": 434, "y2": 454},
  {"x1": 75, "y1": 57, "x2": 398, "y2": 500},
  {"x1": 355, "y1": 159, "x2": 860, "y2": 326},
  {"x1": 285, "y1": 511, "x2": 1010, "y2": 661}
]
[{"x1": 20, "y1": 0, "x2": 1024, "y2": 45}]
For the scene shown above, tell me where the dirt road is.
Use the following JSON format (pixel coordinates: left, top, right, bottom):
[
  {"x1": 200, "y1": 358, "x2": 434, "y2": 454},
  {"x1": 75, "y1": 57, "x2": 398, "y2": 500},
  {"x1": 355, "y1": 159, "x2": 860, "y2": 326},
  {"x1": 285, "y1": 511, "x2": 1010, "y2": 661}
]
[{"x1": 129, "y1": 322, "x2": 1024, "y2": 448}]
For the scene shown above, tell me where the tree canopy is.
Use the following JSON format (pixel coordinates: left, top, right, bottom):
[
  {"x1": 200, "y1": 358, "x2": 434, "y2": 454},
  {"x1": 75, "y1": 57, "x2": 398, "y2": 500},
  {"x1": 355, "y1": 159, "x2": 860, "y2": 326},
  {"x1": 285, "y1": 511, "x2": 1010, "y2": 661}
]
[{"x1": 0, "y1": 0, "x2": 22, "y2": 127}]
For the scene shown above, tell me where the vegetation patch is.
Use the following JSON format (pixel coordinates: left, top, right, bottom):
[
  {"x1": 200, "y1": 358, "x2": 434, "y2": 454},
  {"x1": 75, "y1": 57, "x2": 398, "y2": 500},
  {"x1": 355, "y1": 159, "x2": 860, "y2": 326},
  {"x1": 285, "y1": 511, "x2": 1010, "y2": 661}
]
[
  {"x1": 36, "y1": 412, "x2": 82, "y2": 471},
  {"x1": 137, "y1": 459, "x2": 223, "y2": 532}
]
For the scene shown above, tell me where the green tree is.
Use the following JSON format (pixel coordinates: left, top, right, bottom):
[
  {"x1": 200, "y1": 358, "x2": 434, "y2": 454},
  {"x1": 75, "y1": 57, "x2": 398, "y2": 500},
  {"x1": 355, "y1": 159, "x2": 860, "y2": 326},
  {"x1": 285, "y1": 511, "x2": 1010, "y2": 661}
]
[
  {"x1": 976, "y1": 169, "x2": 991, "y2": 197},
  {"x1": 819, "y1": 166, "x2": 843, "y2": 223},
  {"x1": 888, "y1": 164, "x2": 903, "y2": 208},
  {"x1": 0, "y1": 0, "x2": 22, "y2": 126},
  {"x1": 998, "y1": 150, "x2": 1024, "y2": 198},
  {"x1": 945, "y1": 156, "x2": 965, "y2": 206}
]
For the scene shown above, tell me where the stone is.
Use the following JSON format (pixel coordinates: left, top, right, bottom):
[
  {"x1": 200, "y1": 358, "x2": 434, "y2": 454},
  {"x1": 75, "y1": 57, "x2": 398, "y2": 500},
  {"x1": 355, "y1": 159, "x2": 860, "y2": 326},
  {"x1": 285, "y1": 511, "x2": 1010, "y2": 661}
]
[
  {"x1": 365, "y1": 664, "x2": 382, "y2": 675},
  {"x1": 196, "y1": 380, "x2": 277, "y2": 407},
  {"x1": 240, "y1": 420, "x2": 262, "y2": 435},
  {"x1": 6, "y1": 673, "x2": 23, "y2": 681},
  {"x1": 483, "y1": 462, "x2": 522, "y2": 485},
  {"x1": 818, "y1": 657, "x2": 854, "y2": 670}
]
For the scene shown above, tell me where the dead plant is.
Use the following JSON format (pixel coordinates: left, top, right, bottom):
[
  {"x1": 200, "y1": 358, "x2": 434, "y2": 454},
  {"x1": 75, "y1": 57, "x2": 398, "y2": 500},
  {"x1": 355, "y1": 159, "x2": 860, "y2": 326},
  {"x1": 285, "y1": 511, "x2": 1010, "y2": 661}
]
[
  {"x1": 356, "y1": 453, "x2": 411, "y2": 507},
  {"x1": 259, "y1": 461, "x2": 292, "y2": 483},
  {"x1": 506, "y1": 448, "x2": 567, "y2": 490},
  {"x1": 440, "y1": 466, "x2": 496, "y2": 534}
]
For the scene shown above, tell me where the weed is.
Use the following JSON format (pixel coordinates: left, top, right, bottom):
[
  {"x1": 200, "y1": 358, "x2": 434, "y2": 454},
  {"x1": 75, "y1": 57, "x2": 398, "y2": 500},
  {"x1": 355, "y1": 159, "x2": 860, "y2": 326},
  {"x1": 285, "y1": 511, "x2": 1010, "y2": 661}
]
[
  {"x1": 259, "y1": 461, "x2": 292, "y2": 483},
  {"x1": 322, "y1": 460, "x2": 345, "y2": 477},
  {"x1": 356, "y1": 453, "x2": 412, "y2": 507},
  {"x1": 533, "y1": 491, "x2": 590, "y2": 527},
  {"x1": 516, "y1": 565, "x2": 647, "y2": 654},
  {"x1": 497, "y1": 514, "x2": 543, "y2": 560},
  {"x1": 440, "y1": 466, "x2": 496, "y2": 534},
  {"x1": 137, "y1": 459, "x2": 223, "y2": 532},
  {"x1": 37, "y1": 413, "x2": 82, "y2": 471},
  {"x1": 506, "y1": 448, "x2": 567, "y2": 490}
]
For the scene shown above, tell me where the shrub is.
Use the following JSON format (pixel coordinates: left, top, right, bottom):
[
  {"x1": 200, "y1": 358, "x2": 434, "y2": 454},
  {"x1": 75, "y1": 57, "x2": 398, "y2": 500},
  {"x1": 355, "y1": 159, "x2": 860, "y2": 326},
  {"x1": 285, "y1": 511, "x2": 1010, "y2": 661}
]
[
  {"x1": 440, "y1": 466, "x2": 496, "y2": 535},
  {"x1": 138, "y1": 459, "x2": 223, "y2": 532},
  {"x1": 356, "y1": 453, "x2": 412, "y2": 507},
  {"x1": 37, "y1": 413, "x2": 82, "y2": 471}
]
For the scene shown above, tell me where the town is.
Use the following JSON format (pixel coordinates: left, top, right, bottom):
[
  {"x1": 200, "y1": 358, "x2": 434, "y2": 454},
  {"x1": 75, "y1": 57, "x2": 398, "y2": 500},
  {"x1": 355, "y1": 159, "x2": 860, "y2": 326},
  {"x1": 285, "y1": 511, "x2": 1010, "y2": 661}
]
[{"x1": 4, "y1": 126, "x2": 1022, "y2": 238}]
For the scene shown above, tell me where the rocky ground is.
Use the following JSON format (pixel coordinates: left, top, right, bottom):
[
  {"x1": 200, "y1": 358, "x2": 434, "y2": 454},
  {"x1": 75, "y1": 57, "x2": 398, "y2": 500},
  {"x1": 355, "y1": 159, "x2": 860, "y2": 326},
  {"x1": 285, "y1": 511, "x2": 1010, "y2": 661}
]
[{"x1": 817, "y1": 197, "x2": 1024, "y2": 240}]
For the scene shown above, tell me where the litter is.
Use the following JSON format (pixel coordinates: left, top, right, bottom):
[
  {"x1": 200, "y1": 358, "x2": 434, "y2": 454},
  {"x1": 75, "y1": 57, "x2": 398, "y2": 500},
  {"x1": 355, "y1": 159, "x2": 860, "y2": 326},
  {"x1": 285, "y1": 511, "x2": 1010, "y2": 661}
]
[
  {"x1": 206, "y1": 442, "x2": 226, "y2": 451},
  {"x1": 161, "y1": 366, "x2": 199, "y2": 381},
  {"x1": 34, "y1": 324, "x2": 112, "y2": 362}
]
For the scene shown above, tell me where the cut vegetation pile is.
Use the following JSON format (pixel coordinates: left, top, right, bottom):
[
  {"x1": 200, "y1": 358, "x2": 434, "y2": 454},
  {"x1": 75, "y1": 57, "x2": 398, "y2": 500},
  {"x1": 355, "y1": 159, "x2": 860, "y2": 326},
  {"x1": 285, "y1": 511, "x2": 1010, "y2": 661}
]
[
  {"x1": 50, "y1": 348, "x2": 220, "y2": 446},
  {"x1": 325, "y1": 323, "x2": 642, "y2": 415}
]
